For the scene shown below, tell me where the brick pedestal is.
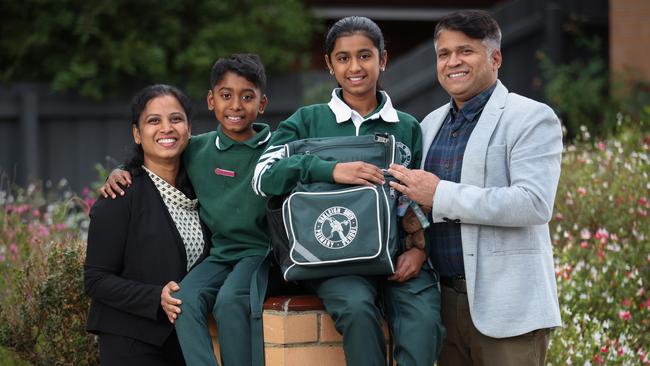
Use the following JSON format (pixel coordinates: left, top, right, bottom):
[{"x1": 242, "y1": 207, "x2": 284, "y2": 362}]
[
  {"x1": 209, "y1": 295, "x2": 389, "y2": 366},
  {"x1": 263, "y1": 295, "x2": 346, "y2": 366}
]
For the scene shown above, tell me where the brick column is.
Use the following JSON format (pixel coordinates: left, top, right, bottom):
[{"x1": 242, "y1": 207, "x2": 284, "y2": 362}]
[{"x1": 610, "y1": 0, "x2": 650, "y2": 82}]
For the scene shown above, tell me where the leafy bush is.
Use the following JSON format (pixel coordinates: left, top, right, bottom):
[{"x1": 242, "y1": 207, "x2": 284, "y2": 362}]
[
  {"x1": 540, "y1": 37, "x2": 650, "y2": 140},
  {"x1": 547, "y1": 127, "x2": 650, "y2": 365},
  {"x1": 0, "y1": 178, "x2": 98, "y2": 365},
  {"x1": 0, "y1": 0, "x2": 318, "y2": 99}
]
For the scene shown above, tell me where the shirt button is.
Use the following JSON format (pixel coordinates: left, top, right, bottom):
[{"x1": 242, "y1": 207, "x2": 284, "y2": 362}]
[{"x1": 451, "y1": 132, "x2": 458, "y2": 138}]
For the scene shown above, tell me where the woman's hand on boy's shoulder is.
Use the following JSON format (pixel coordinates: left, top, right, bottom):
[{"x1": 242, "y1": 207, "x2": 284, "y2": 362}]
[{"x1": 100, "y1": 169, "x2": 132, "y2": 198}]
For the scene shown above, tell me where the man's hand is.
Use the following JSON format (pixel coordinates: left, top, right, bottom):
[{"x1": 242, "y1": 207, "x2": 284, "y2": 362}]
[
  {"x1": 99, "y1": 169, "x2": 132, "y2": 198},
  {"x1": 388, "y1": 247, "x2": 426, "y2": 282},
  {"x1": 332, "y1": 161, "x2": 385, "y2": 186},
  {"x1": 161, "y1": 281, "x2": 182, "y2": 324},
  {"x1": 387, "y1": 164, "x2": 440, "y2": 207}
]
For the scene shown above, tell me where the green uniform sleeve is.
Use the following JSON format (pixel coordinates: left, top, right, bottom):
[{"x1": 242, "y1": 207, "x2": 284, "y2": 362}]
[{"x1": 252, "y1": 110, "x2": 337, "y2": 197}]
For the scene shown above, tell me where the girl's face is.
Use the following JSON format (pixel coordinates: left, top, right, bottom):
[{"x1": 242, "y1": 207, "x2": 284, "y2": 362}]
[{"x1": 325, "y1": 33, "x2": 387, "y2": 100}]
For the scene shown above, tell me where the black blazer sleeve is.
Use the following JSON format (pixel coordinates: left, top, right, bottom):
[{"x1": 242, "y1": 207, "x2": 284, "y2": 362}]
[{"x1": 84, "y1": 191, "x2": 162, "y2": 321}]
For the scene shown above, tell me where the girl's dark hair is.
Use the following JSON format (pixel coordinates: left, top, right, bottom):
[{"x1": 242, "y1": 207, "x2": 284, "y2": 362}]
[
  {"x1": 125, "y1": 84, "x2": 192, "y2": 174},
  {"x1": 325, "y1": 16, "x2": 385, "y2": 58}
]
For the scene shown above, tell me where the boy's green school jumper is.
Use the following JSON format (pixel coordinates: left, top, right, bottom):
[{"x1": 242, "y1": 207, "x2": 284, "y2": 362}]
[
  {"x1": 175, "y1": 123, "x2": 271, "y2": 366},
  {"x1": 253, "y1": 90, "x2": 445, "y2": 365}
]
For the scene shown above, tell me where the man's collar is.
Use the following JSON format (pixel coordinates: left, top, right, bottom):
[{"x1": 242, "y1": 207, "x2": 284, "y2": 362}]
[
  {"x1": 327, "y1": 88, "x2": 399, "y2": 124},
  {"x1": 449, "y1": 82, "x2": 498, "y2": 120},
  {"x1": 215, "y1": 123, "x2": 271, "y2": 150}
]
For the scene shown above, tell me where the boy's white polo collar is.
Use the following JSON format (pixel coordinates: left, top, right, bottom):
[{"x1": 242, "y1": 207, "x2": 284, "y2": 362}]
[
  {"x1": 214, "y1": 123, "x2": 271, "y2": 151},
  {"x1": 327, "y1": 88, "x2": 399, "y2": 124}
]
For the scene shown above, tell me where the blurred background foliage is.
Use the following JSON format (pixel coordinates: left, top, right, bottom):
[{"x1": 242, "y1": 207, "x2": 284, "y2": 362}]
[
  {"x1": 538, "y1": 26, "x2": 650, "y2": 140},
  {"x1": 0, "y1": 0, "x2": 319, "y2": 99}
]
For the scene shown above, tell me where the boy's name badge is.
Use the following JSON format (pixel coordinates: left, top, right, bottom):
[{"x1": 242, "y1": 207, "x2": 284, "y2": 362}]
[{"x1": 215, "y1": 168, "x2": 235, "y2": 177}]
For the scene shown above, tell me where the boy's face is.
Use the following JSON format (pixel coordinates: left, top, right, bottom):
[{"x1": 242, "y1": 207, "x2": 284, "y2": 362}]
[{"x1": 207, "y1": 71, "x2": 267, "y2": 142}]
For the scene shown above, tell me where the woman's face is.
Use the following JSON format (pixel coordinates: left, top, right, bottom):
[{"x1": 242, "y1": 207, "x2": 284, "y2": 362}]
[{"x1": 132, "y1": 94, "x2": 190, "y2": 168}]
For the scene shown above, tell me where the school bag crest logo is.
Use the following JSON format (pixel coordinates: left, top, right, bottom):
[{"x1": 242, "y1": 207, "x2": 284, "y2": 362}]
[{"x1": 313, "y1": 206, "x2": 358, "y2": 249}]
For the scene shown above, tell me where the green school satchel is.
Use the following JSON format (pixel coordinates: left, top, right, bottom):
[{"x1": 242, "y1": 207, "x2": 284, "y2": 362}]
[{"x1": 266, "y1": 133, "x2": 401, "y2": 281}]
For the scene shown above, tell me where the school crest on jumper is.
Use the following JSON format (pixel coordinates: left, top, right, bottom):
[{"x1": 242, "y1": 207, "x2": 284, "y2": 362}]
[
  {"x1": 396, "y1": 142, "x2": 412, "y2": 166},
  {"x1": 313, "y1": 206, "x2": 358, "y2": 249}
]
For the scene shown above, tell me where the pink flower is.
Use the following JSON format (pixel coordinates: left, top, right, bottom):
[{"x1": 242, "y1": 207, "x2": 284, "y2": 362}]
[
  {"x1": 638, "y1": 209, "x2": 648, "y2": 218},
  {"x1": 580, "y1": 241, "x2": 589, "y2": 249},
  {"x1": 580, "y1": 229, "x2": 591, "y2": 240},
  {"x1": 9, "y1": 244, "x2": 18, "y2": 254},
  {"x1": 37, "y1": 224, "x2": 50, "y2": 237},
  {"x1": 645, "y1": 298, "x2": 650, "y2": 310},
  {"x1": 32, "y1": 209, "x2": 40, "y2": 218},
  {"x1": 82, "y1": 186, "x2": 90, "y2": 197},
  {"x1": 618, "y1": 310, "x2": 632, "y2": 321},
  {"x1": 595, "y1": 228, "x2": 609, "y2": 244},
  {"x1": 593, "y1": 354, "x2": 604, "y2": 364},
  {"x1": 622, "y1": 298, "x2": 632, "y2": 307},
  {"x1": 0, "y1": 254, "x2": 5, "y2": 262},
  {"x1": 576, "y1": 187, "x2": 587, "y2": 196},
  {"x1": 14, "y1": 204, "x2": 29, "y2": 214},
  {"x1": 554, "y1": 213, "x2": 564, "y2": 221},
  {"x1": 640, "y1": 196, "x2": 649, "y2": 207},
  {"x1": 597, "y1": 141, "x2": 606, "y2": 151},
  {"x1": 618, "y1": 347, "x2": 624, "y2": 356}
]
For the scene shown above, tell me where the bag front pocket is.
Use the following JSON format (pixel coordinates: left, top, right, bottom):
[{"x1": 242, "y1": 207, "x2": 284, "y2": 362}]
[{"x1": 283, "y1": 184, "x2": 388, "y2": 266}]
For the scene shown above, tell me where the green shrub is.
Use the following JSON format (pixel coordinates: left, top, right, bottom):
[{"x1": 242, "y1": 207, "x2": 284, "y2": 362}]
[
  {"x1": 547, "y1": 127, "x2": 650, "y2": 365},
  {"x1": 540, "y1": 36, "x2": 650, "y2": 140},
  {"x1": 0, "y1": 178, "x2": 98, "y2": 365}
]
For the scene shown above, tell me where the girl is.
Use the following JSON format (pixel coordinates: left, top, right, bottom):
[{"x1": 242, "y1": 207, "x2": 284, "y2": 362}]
[{"x1": 253, "y1": 16, "x2": 445, "y2": 365}]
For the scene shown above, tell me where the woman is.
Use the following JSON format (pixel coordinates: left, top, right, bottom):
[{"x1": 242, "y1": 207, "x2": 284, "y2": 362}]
[{"x1": 84, "y1": 84, "x2": 208, "y2": 366}]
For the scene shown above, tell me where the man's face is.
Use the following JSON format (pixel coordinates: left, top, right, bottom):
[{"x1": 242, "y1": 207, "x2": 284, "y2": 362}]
[{"x1": 435, "y1": 29, "x2": 501, "y2": 109}]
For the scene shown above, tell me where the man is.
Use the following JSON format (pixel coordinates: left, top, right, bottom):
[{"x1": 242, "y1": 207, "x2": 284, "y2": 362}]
[{"x1": 388, "y1": 10, "x2": 562, "y2": 366}]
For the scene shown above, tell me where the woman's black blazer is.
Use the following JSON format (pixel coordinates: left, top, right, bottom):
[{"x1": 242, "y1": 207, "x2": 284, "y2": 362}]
[{"x1": 84, "y1": 171, "x2": 208, "y2": 346}]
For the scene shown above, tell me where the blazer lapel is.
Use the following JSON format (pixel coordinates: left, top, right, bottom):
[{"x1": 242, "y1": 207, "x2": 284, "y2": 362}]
[{"x1": 461, "y1": 81, "x2": 507, "y2": 186}]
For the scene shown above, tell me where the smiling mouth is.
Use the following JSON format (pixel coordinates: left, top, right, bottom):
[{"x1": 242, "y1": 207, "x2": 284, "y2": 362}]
[
  {"x1": 226, "y1": 116, "x2": 244, "y2": 122},
  {"x1": 448, "y1": 71, "x2": 469, "y2": 79},
  {"x1": 157, "y1": 138, "x2": 177, "y2": 147},
  {"x1": 347, "y1": 76, "x2": 366, "y2": 82}
]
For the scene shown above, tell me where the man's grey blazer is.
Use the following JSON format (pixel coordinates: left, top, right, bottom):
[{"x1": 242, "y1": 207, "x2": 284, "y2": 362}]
[{"x1": 420, "y1": 80, "x2": 563, "y2": 338}]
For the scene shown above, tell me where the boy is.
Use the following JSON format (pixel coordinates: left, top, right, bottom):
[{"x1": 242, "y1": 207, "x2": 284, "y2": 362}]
[{"x1": 101, "y1": 54, "x2": 271, "y2": 366}]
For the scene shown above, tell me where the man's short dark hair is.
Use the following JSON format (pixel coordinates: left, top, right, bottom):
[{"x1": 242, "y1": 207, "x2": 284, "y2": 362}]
[
  {"x1": 434, "y1": 10, "x2": 501, "y2": 53},
  {"x1": 210, "y1": 53, "x2": 267, "y2": 93}
]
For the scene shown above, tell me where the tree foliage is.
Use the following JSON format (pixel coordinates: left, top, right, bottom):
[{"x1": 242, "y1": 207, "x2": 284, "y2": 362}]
[{"x1": 0, "y1": 0, "x2": 318, "y2": 99}]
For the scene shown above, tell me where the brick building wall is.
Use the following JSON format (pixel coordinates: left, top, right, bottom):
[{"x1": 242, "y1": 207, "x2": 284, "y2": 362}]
[{"x1": 610, "y1": 0, "x2": 650, "y2": 82}]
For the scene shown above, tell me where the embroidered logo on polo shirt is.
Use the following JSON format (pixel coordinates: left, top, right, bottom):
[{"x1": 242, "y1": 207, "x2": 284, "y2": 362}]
[
  {"x1": 313, "y1": 206, "x2": 358, "y2": 249},
  {"x1": 396, "y1": 142, "x2": 412, "y2": 167}
]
